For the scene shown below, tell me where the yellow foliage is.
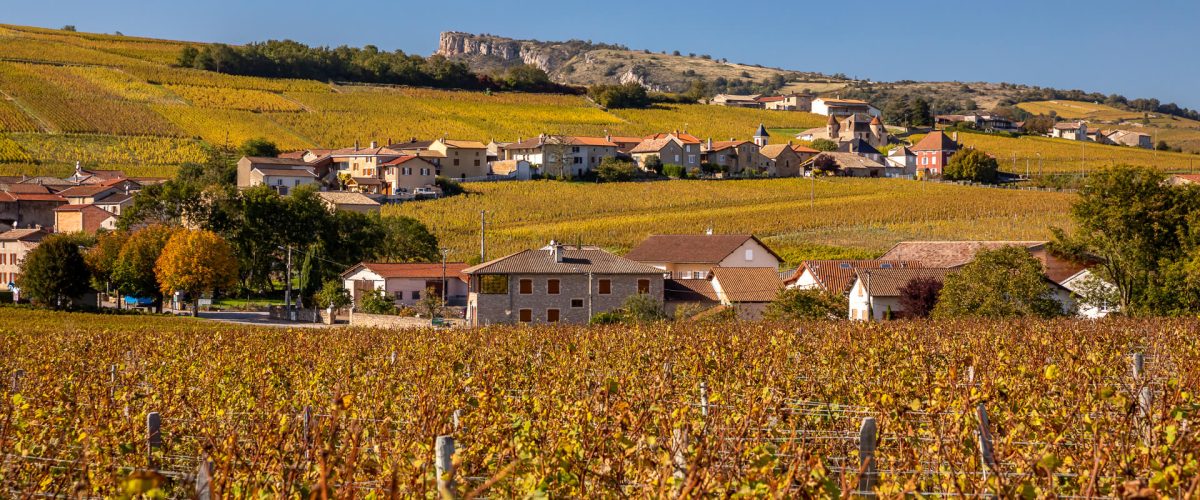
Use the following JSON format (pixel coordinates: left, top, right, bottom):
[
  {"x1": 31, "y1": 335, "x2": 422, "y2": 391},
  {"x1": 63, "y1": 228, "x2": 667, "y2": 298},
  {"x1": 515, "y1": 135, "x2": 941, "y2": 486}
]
[
  {"x1": 155, "y1": 229, "x2": 239, "y2": 296},
  {"x1": 166, "y1": 84, "x2": 305, "y2": 112}
]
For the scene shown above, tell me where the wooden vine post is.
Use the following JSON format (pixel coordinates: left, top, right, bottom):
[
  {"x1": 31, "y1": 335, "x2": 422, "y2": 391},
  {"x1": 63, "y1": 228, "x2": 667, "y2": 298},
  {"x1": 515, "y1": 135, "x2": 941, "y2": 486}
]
[
  {"x1": 146, "y1": 411, "x2": 163, "y2": 467},
  {"x1": 976, "y1": 404, "x2": 996, "y2": 478},
  {"x1": 857, "y1": 417, "x2": 878, "y2": 493},
  {"x1": 435, "y1": 435, "x2": 456, "y2": 498}
]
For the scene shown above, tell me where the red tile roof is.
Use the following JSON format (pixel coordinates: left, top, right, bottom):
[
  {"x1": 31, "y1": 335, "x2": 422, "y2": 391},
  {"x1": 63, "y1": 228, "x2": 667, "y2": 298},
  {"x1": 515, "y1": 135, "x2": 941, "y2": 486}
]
[
  {"x1": 911, "y1": 131, "x2": 960, "y2": 152},
  {"x1": 646, "y1": 132, "x2": 701, "y2": 144},
  {"x1": 856, "y1": 268, "x2": 954, "y2": 297},
  {"x1": 625, "y1": 234, "x2": 781, "y2": 264},
  {"x1": 881, "y1": 241, "x2": 1047, "y2": 268},
  {"x1": 0, "y1": 192, "x2": 67, "y2": 202},
  {"x1": 464, "y1": 245, "x2": 663, "y2": 275},
  {"x1": 711, "y1": 267, "x2": 783, "y2": 302},
  {"x1": 665, "y1": 278, "x2": 719, "y2": 302},
  {"x1": 785, "y1": 260, "x2": 924, "y2": 294},
  {"x1": 791, "y1": 145, "x2": 819, "y2": 154}
]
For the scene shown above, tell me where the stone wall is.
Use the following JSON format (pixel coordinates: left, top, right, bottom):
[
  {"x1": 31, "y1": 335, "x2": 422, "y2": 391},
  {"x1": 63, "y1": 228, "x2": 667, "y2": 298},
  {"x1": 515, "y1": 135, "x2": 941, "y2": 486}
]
[{"x1": 348, "y1": 311, "x2": 432, "y2": 329}]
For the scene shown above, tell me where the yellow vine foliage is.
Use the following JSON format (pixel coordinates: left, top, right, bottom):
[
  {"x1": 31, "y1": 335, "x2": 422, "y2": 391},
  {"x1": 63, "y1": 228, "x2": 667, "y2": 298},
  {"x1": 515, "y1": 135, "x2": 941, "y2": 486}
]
[{"x1": 154, "y1": 229, "x2": 239, "y2": 296}]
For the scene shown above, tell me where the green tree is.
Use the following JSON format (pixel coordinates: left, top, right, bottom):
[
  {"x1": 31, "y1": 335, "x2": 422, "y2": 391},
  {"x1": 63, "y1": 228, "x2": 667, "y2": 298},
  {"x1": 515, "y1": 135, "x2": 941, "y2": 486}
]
[
  {"x1": 764, "y1": 288, "x2": 846, "y2": 320},
  {"x1": 642, "y1": 155, "x2": 663, "y2": 174},
  {"x1": 112, "y1": 225, "x2": 176, "y2": 312},
  {"x1": 587, "y1": 82, "x2": 651, "y2": 109},
  {"x1": 503, "y1": 64, "x2": 553, "y2": 91},
  {"x1": 315, "y1": 279, "x2": 351, "y2": 309},
  {"x1": 810, "y1": 139, "x2": 838, "y2": 152},
  {"x1": 15, "y1": 234, "x2": 92, "y2": 308},
  {"x1": 662, "y1": 164, "x2": 686, "y2": 179},
  {"x1": 933, "y1": 246, "x2": 1064, "y2": 319},
  {"x1": 239, "y1": 138, "x2": 280, "y2": 158},
  {"x1": 377, "y1": 215, "x2": 440, "y2": 262},
  {"x1": 621, "y1": 293, "x2": 667, "y2": 323},
  {"x1": 595, "y1": 157, "x2": 637, "y2": 182},
  {"x1": 414, "y1": 286, "x2": 445, "y2": 318},
  {"x1": 943, "y1": 148, "x2": 999, "y2": 183},
  {"x1": 85, "y1": 230, "x2": 128, "y2": 299},
  {"x1": 156, "y1": 229, "x2": 239, "y2": 317},
  {"x1": 359, "y1": 288, "x2": 397, "y2": 315}
]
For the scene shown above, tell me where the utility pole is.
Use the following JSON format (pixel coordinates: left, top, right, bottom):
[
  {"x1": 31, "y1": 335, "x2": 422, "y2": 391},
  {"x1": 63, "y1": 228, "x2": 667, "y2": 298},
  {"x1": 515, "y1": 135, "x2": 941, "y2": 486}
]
[
  {"x1": 480, "y1": 210, "x2": 487, "y2": 262},
  {"x1": 441, "y1": 248, "x2": 448, "y2": 312},
  {"x1": 285, "y1": 245, "x2": 294, "y2": 320}
]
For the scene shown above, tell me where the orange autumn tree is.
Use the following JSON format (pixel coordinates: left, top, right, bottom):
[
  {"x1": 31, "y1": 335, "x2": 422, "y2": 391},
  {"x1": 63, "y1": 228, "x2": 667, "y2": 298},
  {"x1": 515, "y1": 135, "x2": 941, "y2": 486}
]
[{"x1": 155, "y1": 229, "x2": 238, "y2": 316}]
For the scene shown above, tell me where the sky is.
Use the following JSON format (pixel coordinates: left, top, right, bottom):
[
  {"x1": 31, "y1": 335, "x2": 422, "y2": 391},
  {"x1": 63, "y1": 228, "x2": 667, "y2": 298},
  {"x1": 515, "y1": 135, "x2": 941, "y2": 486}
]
[{"x1": 6, "y1": 0, "x2": 1199, "y2": 108}]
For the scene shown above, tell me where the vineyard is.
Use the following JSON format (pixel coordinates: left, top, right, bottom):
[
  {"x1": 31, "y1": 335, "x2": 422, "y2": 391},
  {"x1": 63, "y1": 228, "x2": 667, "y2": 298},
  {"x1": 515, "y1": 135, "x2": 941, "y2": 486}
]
[
  {"x1": 0, "y1": 309, "x2": 1196, "y2": 497},
  {"x1": 1016, "y1": 100, "x2": 1200, "y2": 154},
  {"x1": 912, "y1": 131, "x2": 1200, "y2": 174},
  {"x1": 385, "y1": 178, "x2": 1076, "y2": 265}
]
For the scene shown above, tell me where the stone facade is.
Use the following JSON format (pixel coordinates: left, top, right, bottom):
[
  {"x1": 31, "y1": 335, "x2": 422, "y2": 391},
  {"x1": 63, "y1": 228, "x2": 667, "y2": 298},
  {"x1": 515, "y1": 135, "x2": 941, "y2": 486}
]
[{"x1": 468, "y1": 272, "x2": 663, "y2": 325}]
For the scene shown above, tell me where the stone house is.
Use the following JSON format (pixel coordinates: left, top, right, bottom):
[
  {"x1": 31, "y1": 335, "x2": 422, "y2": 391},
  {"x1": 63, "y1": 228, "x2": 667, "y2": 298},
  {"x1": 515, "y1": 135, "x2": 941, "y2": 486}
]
[
  {"x1": 428, "y1": 139, "x2": 489, "y2": 179},
  {"x1": 0, "y1": 228, "x2": 48, "y2": 290},
  {"x1": 1050, "y1": 122, "x2": 1088, "y2": 141},
  {"x1": 502, "y1": 135, "x2": 620, "y2": 177},
  {"x1": 630, "y1": 134, "x2": 701, "y2": 172},
  {"x1": 463, "y1": 243, "x2": 665, "y2": 326},
  {"x1": 701, "y1": 139, "x2": 761, "y2": 175},
  {"x1": 53, "y1": 204, "x2": 116, "y2": 234},
  {"x1": 709, "y1": 266, "x2": 783, "y2": 320},
  {"x1": 0, "y1": 191, "x2": 66, "y2": 232},
  {"x1": 759, "y1": 144, "x2": 802, "y2": 177}
]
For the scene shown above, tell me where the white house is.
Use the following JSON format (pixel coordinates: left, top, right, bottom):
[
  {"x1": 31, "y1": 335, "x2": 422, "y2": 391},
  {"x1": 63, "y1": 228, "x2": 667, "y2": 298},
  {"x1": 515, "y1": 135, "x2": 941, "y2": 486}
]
[
  {"x1": 624, "y1": 233, "x2": 782, "y2": 279},
  {"x1": 1051, "y1": 122, "x2": 1088, "y2": 141},
  {"x1": 886, "y1": 146, "x2": 917, "y2": 175},
  {"x1": 1060, "y1": 268, "x2": 1117, "y2": 318},
  {"x1": 810, "y1": 98, "x2": 881, "y2": 118},
  {"x1": 848, "y1": 268, "x2": 953, "y2": 321},
  {"x1": 342, "y1": 262, "x2": 470, "y2": 308}
]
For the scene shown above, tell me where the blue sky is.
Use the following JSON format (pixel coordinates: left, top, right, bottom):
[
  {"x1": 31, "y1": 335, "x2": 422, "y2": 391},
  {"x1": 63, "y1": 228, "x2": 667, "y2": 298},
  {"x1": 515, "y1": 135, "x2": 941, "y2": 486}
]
[{"x1": 7, "y1": 0, "x2": 1199, "y2": 108}]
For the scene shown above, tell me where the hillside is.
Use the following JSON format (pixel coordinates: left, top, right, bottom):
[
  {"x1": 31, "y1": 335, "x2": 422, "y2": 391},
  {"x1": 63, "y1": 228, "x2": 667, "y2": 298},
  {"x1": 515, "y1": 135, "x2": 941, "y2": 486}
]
[
  {"x1": 437, "y1": 32, "x2": 841, "y2": 93},
  {"x1": 0, "y1": 24, "x2": 825, "y2": 177},
  {"x1": 1017, "y1": 100, "x2": 1200, "y2": 152}
]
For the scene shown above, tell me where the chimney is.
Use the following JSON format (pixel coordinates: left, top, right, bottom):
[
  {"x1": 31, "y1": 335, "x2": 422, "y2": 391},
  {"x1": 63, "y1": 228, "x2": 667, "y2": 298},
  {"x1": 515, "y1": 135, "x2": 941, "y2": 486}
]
[
  {"x1": 705, "y1": 226, "x2": 713, "y2": 236},
  {"x1": 354, "y1": 140, "x2": 360, "y2": 151},
  {"x1": 549, "y1": 240, "x2": 563, "y2": 262},
  {"x1": 952, "y1": 132, "x2": 959, "y2": 141},
  {"x1": 387, "y1": 137, "x2": 393, "y2": 146},
  {"x1": 707, "y1": 138, "x2": 712, "y2": 149},
  {"x1": 369, "y1": 140, "x2": 378, "y2": 149},
  {"x1": 604, "y1": 129, "x2": 611, "y2": 142},
  {"x1": 74, "y1": 160, "x2": 82, "y2": 177}
]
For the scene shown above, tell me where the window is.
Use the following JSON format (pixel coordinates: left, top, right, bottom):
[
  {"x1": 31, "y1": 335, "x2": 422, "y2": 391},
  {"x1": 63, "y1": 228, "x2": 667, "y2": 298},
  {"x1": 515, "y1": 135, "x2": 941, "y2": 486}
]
[
  {"x1": 412, "y1": 290, "x2": 421, "y2": 300},
  {"x1": 519, "y1": 279, "x2": 533, "y2": 294},
  {"x1": 479, "y1": 275, "x2": 508, "y2": 294},
  {"x1": 474, "y1": 159, "x2": 480, "y2": 166},
  {"x1": 598, "y1": 279, "x2": 611, "y2": 294},
  {"x1": 674, "y1": 154, "x2": 681, "y2": 162},
  {"x1": 745, "y1": 249, "x2": 754, "y2": 261},
  {"x1": 547, "y1": 309, "x2": 560, "y2": 323},
  {"x1": 547, "y1": 279, "x2": 560, "y2": 294},
  {"x1": 858, "y1": 284, "x2": 864, "y2": 297},
  {"x1": 571, "y1": 146, "x2": 580, "y2": 153},
  {"x1": 393, "y1": 291, "x2": 404, "y2": 300},
  {"x1": 518, "y1": 309, "x2": 532, "y2": 323},
  {"x1": 688, "y1": 155, "x2": 696, "y2": 164},
  {"x1": 573, "y1": 157, "x2": 582, "y2": 164},
  {"x1": 453, "y1": 159, "x2": 460, "y2": 166},
  {"x1": 571, "y1": 298, "x2": 584, "y2": 308},
  {"x1": 637, "y1": 279, "x2": 650, "y2": 294},
  {"x1": 403, "y1": 167, "x2": 412, "y2": 175}
]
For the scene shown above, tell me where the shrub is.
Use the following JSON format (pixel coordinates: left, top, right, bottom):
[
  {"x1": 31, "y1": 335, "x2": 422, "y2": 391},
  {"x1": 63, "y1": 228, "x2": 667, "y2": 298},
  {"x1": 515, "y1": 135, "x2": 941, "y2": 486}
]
[
  {"x1": 359, "y1": 289, "x2": 397, "y2": 315},
  {"x1": 595, "y1": 157, "x2": 637, "y2": 182},
  {"x1": 764, "y1": 288, "x2": 846, "y2": 320},
  {"x1": 662, "y1": 164, "x2": 686, "y2": 179},
  {"x1": 943, "y1": 148, "x2": 999, "y2": 183},
  {"x1": 810, "y1": 138, "x2": 839, "y2": 152}
]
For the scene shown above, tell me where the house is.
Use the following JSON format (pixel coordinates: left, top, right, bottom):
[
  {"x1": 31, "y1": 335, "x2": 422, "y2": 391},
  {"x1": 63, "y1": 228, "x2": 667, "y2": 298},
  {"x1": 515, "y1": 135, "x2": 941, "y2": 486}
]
[
  {"x1": 911, "y1": 131, "x2": 961, "y2": 177},
  {"x1": 760, "y1": 93, "x2": 813, "y2": 112},
  {"x1": 701, "y1": 139, "x2": 761, "y2": 175},
  {"x1": 428, "y1": 139, "x2": 489, "y2": 179},
  {"x1": 759, "y1": 144, "x2": 802, "y2": 177},
  {"x1": 1059, "y1": 268, "x2": 1116, "y2": 318},
  {"x1": 328, "y1": 142, "x2": 408, "y2": 178},
  {"x1": 838, "y1": 138, "x2": 884, "y2": 164},
  {"x1": 462, "y1": 242, "x2": 665, "y2": 326},
  {"x1": 378, "y1": 156, "x2": 439, "y2": 195},
  {"x1": 784, "y1": 260, "x2": 923, "y2": 295},
  {"x1": 57, "y1": 184, "x2": 118, "y2": 205},
  {"x1": 709, "y1": 266, "x2": 783, "y2": 319},
  {"x1": 795, "y1": 113, "x2": 889, "y2": 150},
  {"x1": 484, "y1": 140, "x2": 511, "y2": 163},
  {"x1": 53, "y1": 204, "x2": 116, "y2": 234},
  {"x1": 1105, "y1": 130, "x2": 1153, "y2": 149},
  {"x1": 624, "y1": 233, "x2": 782, "y2": 279},
  {"x1": 93, "y1": 192, "x2": 135, "y2": 217},
  {"x1": 812, "y1": 152, "x2": 890, "y2": 177},
  {"x1": 236, "y1": 156, "x2": 321, "y2": 194},
  {"x1": 503, "y1": 135, "x2": 620, "y2": 177},
  {"x1": 791, "y1": 144, "x2": 819, "y2": 164},
  {"x1": 886, "y1": 146, "x2": 917, "y2": 174},
  {"x1": 316, "y1": 191, "x2": 381, "y2": 213},
  {"x1": 489, "y1": 159, "x2": 534, "y2": 180},
  {"x1": 0, "y1": 228, "x2": 48, "y2": 290},
  {"x1": 1050, "y1": 121, "x2": 1088, "y2": 141},
  {"x1": 1169, "y1": 174, "x2": 1200, "y2": 186},
  {"x1": 935, "y1": 113, "x2": 1019, "y2": 133},
  {"x1": 710, "y1": 94, "x2": 762, "y2": 108},
  {"x1": 0, "y1": 191, "x2": 67, "y2": 231},
  {"x1": 64, "y1": 164, "x2": 126, "y2": 185},
  {"x1": 848, "y1": 268, "x2": 954, "y2": 321},
  {"x1": 630, "y1": 136, "x2": 701, "y2": 172},
  {"x1": 342, "y1": 262, "x2": 470, "y2": 308},
  {"x1": 810, "y1": 98, "x2": 880, "y2": 117},
  {"x1": 605, "y1": 134, "x2": 646, "y2": 154},
  {"x1": 664, "y1": 278, "x2": 721, "y2": 317}
]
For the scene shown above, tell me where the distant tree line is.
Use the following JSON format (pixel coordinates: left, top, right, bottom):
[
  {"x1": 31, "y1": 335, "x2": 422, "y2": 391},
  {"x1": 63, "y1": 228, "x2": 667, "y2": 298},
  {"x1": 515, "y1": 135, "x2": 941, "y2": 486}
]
[{"x1": 177, "y1": 40, "x2": 581, "y2": 94}]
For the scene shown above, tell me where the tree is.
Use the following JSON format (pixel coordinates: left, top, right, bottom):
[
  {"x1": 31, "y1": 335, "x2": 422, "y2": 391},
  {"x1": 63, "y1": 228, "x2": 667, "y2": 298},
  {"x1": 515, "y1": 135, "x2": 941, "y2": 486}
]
[
  {"x1": 503, "y1": 64, "x2": 554, "y2": 91},
  {"x1": 61, "y1": 25, "x2": 76, "y2": 32},
  {"x1": 1022, "y1": 115, "x2": 1056, "y2": 135},
  {"x1": 156, "y1": 229, "x2": 239, "y2": 317},
  {"x1": 764, "y1": 288, "x2": 846, "y2": 320},
  {"x1": 15, "y1": 234, "x2": 92, "y2": 308},
  {"x1": 239, "y1": 138, "x2": 279, "y2": 158},
  {"x1": 943, "y1": 148, "x2": 999, "y2": 183},
  {"x1": 811, "y1": 153, "x2": 839, "y2": 174},
  {"x1": 85, "y1": 230, "x2": 128, "y2": 301},
  {"x1": 662, "y1": 164, "x2": 686, "y2": 179},
  {"x1": 642, "y1": 155, "x2": 663, "y2": 174},
  {"x1": 377, "y1": 215, "x2": 440, "y2": 262},
  {"x1": 315, "y1": 279, "x2": 351, "y2": 310},
  {"x1": 933, "y1": 246, "x2": 1064, "y2": 319},
  {"x1": 896, "y1": 277, "x2": 943, "y2": 319},
  {"x1": 587, "y1": 82, "x2": 651, "y2": 109},
  {"x1": 1156, "y1": 140, "x2": 1171, "y2": 151},
  {"x1": 810, "y1": 139, "x2": 839, "y2": 152},
  {"x1": 359, "y1": 289, "x2": 397, "y2": 315},
  {"x1": 621, "y1": 293, "x2": 667, "y2": 323},
  {"x1": 595, "y1": 157, "x2": 637, "y2": 182},
  {"x1": 112, "y1": 225, "x2": 176, "y2": 312},
  {"x1": 414, "y1": 287, "x2": 445, "y2": 318}
]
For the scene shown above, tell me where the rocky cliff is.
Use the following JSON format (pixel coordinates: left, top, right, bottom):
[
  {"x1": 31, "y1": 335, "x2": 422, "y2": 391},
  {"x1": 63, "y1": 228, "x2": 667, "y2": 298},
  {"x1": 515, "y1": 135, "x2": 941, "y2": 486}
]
[{"x1": 435, "y1": 32, "x2": 820, "y2": 93}]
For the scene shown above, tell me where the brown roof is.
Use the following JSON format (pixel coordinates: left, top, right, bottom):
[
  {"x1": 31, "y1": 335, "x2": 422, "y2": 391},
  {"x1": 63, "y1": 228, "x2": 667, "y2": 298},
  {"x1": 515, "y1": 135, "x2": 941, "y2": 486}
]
[
  {"x1": 785, "y1": 260, "x2": 923, "y2": 294},
  {"x1": 242, "y1": 156, "x2": 311, "y2": 166},
  {"x1": 711, "y1": 267, "x2": 783, "y2": 302},
  {"x1": 759, "y1": 144, "x2": 796, "y2": 159},
  {"x1": 94, "y1": 192, "x2": 134, "y2": 205},
  {"x1": 501, "y1": 136, "x2": 618, "y2": 150},
  {"x1": 348, "y1": 177, "x2": 384, "y2": 186},
  {"x1": 911, "y1": 131, "x2": 960, "y2": 152},
  {"x1": 856, "y1": 268, "x2": 954, "y2": 297},
  {"x1": 792, "y1": 144, "x2": 819, "y2": 154},
  {"x1": 817, "y1": 98, "x2": 872, "y2": 106},
  {"x1": 646, "y1": 132, "x2": 702, "y2": 144},
  {"x1": 756, "y1": 96, "x2": 785, "y2": 103},
  {"x1": 0, "y1": 183, "x2": 51, "y2": 194},
  {"x1": 19, "y1": 176, "x2": 75, "y2": 186},
  {"x1": 1053, "y1": 122, "x2": 1084, "y2": 130},
  {"x1": 379, "y1": 155, "x2": 433, "y2": 167},
  {"x1": 0, "y1": 192, "x2": 67, "y2": 202},
  {"x1": 316, "y1": 191, "x2": 380, "y2": 205},
  {"x1": 818, "y1": 152, "x2": 887, "y2": 169},
  {"x1": 625, "y1": 234, "x2": 780, "y2": 264},
  {"x1": 344, "y1": 262, "x2": 470, "y2": 282},
  {"x1": 463, "y1": 245, "x2": 663, "y2": 275},
  {"x1": 705, "y1": 140, "x2": 751, "y2": 152},
  {"x1": 629, "y1": 137, "x2": 675, "y2": 154},
  {"x1": 0, "y1": 228, "x2": 48, "y2": 242},
  {"x1": 253, "y1": 167, "x2": 317, "y2": 177},
  {"x1": 665, "y1": 279, "x2": 719, "y2": 302},
  {"x1": 330, "y1": 146, "x2": 405, "y2": 156},
  {"x1": 441, "y1": 139, "x2": 488, "y2": 149},
  {"x1": 881, "y1": 241, "x2": 1048, "y2": 268},
  {"x1": 57, "y1": 185, "x2": 116, "y2": 197}
]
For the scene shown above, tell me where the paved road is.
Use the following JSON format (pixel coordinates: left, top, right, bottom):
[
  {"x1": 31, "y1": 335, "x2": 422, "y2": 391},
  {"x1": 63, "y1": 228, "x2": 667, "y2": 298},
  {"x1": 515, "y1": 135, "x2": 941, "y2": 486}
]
[{"x1": 196, "y1": 311, "x2": 339, "y2": 328}]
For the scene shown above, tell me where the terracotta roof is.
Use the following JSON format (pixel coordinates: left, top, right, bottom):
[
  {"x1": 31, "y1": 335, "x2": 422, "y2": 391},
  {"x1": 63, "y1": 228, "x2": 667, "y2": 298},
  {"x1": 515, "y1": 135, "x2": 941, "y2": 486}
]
[
  {"x1": 499, "y1": 136, "x2": 618, "y2": 150},
  {"x1": 646, "y1": 132, "x2": 701, "y2": 144},
  {"x1": 344, "y1": 262, "x2": 470, "y2": 282},
  {"x1": 441, "y1": 139, "x2": 488, "y2": 149},
  {"x1": 57, "y1": 185, "x2": 116, "y2": 197},
  {"x1": 242, "y1": 156, "x2": 311, "y2": 166},
  {"x1": 348, "y1": 177, "x2": 384, "y2": 186},
  {"x1": 756, "y1": 96, "x2": 785, "y2": 103},
  {"x1": 760, "y1": 144, "x2": 795, "y2": 159},
  {"x1": 0, "y1": 228, "x2": 48, "y2": 242},
  {"x1": 665, "y1": 279, "x2": 719, "y2": 302},
  {"x1": 911, "y1": 131, "x2": 960, "y2": 152},
  {"x1": 881, "y1": 241, "x2": 1047, "y2": 268},
  {"x1": 711, "y1": 267, "x2": 783, "y2": 303},
  {"x1": 629, "y1": 137, "x2": 675, "y2": 154},
  {"x1": 856, "y1": 268, "x2": 954, "y2": 297},
  {"x1": 705, "y1": 140, "x2": 750, "y2": 152},
  {"x1": 463, "y1": 245, "x2": 663, "y2": 275},
  {"x1": 792, "y1": 144, "x2": 819, "y2": 154},
  {"x1": 329, "y1": 146, "x2": 405, "y2": 156},
  {"x1": 76, "y1": 169, "x2": 124, "y2": 180},
  {"x1": 0, "y1": 192, "x2": 67, "y2": 202},
  {"x1": 1171, "y1": 174, "x2": 1200, "y2": 184},
  {"x1": 565, "y1": 136, "x2": 618, "y2": 147},
  {"x1": 625, "y1": 234, "x2": 781, "y2": 264},
  {"x1": 278, "y1": 151, "x2": 308, "y2": 159},
  {"x1": 316, "y1": 191, "x2": 380, "y2": 206},
  {"x1": 607, "y1": 136, "x2": 645, "y2": 144},
  {"x1": 380, "y1": 155, "x2": 436, "y2": 168},
  {"x1": 253, "y1": 167, "x2": 317, "y2": 177},
  {"x1": 785, "y1": 260, "x2": 924, "y2": 294}
]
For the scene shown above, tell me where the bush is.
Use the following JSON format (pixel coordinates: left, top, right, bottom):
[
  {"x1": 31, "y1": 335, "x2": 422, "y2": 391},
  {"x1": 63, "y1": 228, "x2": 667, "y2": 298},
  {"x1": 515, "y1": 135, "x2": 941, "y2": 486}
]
[
  {"x1": 595, "y1": 157, "x2": 637, "y2": 182},
  {"x1": 943, "y1": 148, "x2": 999, "y2": 183},
  {"x1": 589, "y1": 310, "x2": 624, "y2": 325},
  {"x1": 359, "y1": 289, "x2": 397, "y2": 315},
  {"x1": 435, "y1": 176, "x2": 465, "y2": 196},
  {"x1": 662, "y1": 164, "x2": 687, "y2": 179},
  {"x1": 810, "y1": 139, "x2": 839, "y2": 152},
  {"x1": 764, "y1": 288, "x2": 846, "y2": 320},
  {"x1": 622, "y1": 293, "x2": 667, "y2": 323},
  {"x1": 315, "y1": 280, "x2": 351, "y2": 309},
  {"x1": 588, "y1": 82, "x2": 652, "y2": 109}
]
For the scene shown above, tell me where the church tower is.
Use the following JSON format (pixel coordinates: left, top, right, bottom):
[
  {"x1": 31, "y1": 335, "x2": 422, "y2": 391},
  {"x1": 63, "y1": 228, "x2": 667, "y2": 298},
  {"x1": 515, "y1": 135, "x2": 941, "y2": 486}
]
[
  {"x1": 826, "y1": 114, "x2": 841, "y2": 141},
  {"x1": 869, "y1": 115, "x2": 886, "y2": 147},
  {"x1": 753, "y1": 123, "x2": 769, "y2": 147}
]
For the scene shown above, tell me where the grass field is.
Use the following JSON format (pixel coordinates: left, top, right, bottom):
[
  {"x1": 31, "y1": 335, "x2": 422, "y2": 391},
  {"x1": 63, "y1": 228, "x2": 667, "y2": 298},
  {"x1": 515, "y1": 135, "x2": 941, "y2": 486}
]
[
  {"x1": 385, "y1": 177, "x2": 1076, "y2": 265},
  {"x1": 913, "y1": 130, "x2": 1200, "y2": 174},
  {"x1": 2, "y1": 309, "x2": 1196, "y2": 497}
]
